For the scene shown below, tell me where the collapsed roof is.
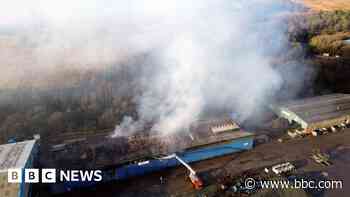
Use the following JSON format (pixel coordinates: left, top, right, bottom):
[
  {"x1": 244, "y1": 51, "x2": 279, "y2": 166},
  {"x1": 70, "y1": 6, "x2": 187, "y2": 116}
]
[{"x1": 42, "y1": 118, "x2": 253, "y2": 169}]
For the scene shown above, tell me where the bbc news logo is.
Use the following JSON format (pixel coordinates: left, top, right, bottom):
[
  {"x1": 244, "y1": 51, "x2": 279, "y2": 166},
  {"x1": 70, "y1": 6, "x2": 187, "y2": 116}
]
[{"x1": 8, "y1": 169, "x2": 102, "y2": 183}]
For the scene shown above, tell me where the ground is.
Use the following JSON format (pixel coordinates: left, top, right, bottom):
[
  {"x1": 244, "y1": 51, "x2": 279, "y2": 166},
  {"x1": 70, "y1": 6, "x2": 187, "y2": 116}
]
[
  {"x1": 53, "y1": 128, "x2": 350, "y2": 197},
  {"x1": 300, "y1": 0, "x2": 350, "y2": 11}
]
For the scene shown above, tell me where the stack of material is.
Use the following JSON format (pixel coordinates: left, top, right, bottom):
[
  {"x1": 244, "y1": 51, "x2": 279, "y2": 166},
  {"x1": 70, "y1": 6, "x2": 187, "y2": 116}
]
[{"x1": 210, "y1": 119, "x2": 240, "y2": 133}]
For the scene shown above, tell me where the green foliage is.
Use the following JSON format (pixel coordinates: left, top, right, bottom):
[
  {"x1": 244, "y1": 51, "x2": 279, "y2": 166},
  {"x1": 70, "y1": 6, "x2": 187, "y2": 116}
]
[
  {"x1": 307, "y1": 10, "x2": 350, "y2": 35},
  {"x1": 309, "y1": 32, "x2": 350, "y2": 55},
  {"x1": 291, "y1": 10, "x2": 350, "y2": 55}
]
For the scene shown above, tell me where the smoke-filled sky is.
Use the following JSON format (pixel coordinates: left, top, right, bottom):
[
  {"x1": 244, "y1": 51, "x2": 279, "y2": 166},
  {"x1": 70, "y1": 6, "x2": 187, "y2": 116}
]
[{"x1": 0, "y1": 0, "x2": 304, "y2": 135}]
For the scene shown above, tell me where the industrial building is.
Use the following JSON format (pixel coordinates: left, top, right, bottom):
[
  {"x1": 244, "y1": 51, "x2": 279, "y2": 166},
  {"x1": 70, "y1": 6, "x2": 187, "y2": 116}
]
[
  {"x1": 0, "y1": 140, "x2": 37, "y2": 197},
  {"x1": 271, "y1": 94, "x2": 350, "y2": 134},
  {"x1": 44, "y1": 118, "x2": 254, "y2": 193}
]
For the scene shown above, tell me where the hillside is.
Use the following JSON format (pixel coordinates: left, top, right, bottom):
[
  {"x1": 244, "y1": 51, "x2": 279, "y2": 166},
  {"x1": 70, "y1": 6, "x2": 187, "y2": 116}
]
[{"x1": 301, "y1": 0, "x2": 350, "y2": 11}]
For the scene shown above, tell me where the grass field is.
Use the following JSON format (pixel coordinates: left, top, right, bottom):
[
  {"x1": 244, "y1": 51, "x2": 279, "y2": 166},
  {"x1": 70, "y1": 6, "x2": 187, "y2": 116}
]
[{"x1": 301, "y1": 0, "x2": 350, "y2": 11}]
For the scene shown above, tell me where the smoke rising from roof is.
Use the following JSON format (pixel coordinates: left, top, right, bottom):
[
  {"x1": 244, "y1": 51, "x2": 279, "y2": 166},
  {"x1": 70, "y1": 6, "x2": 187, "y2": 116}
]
[{"x1": 0, "y1": 0, "x2": 305, "y2": 135}]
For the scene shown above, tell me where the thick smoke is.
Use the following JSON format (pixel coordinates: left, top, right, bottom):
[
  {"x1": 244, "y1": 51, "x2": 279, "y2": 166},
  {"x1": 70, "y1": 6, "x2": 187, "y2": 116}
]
[
  {"x1": 112, "y1": 0, "x2": 303, "y2": 136},
  {"x1": 0, "y1": 0, "x2": 304, "y2": 135}
]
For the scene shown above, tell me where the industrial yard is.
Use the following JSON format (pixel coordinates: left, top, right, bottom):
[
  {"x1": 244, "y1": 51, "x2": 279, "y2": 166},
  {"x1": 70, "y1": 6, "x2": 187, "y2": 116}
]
[
  {"x1": 51, "y1": 126, "x2": 350, "y2": 197},
  {"x1": 27, "y1": 95, "x2": 350, "y2": 197}
]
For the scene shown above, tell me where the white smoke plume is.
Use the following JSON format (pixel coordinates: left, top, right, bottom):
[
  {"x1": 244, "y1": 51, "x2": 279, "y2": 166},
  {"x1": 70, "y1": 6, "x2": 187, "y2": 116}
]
[
  {"x1": 0, "y1": 0, "x2": 304, "y2": 136},
  {"x1": 112, "y1": 0, "x2": 302, "y2": 136}
]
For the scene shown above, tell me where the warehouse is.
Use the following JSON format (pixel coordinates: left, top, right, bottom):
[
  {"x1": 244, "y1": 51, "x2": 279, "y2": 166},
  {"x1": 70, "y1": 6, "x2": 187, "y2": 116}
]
[
  {"x1": 0, "y1": 140, "x2": 37, "y2": 197},
  {"x1": 44, "y1": 118, "x2": 253, "y2": 170},
  {"x1": 45, "y1": 118, "x2": 254, "y2": 193},
  {"x1": 271, "y1": 94, "x2": 350, "y2": 134}
]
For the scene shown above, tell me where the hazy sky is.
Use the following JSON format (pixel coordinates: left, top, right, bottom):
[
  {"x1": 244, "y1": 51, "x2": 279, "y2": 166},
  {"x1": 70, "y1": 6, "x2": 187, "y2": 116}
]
[
  {"x1": 0, "y1": 0, "x2": 192, "y2": 26},
  {"x1": 0, "y1": 0, "x2": 305, "y2": 136},
  {"x1": 0, "y1": 0, "x2": 103, "y2": 26}
]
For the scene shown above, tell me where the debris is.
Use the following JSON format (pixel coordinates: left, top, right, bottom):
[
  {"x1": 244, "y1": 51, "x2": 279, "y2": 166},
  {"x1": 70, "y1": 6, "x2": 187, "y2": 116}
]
[
  {"x1": 219, "y1": 184, "x2": 226, "y2": 190},
  {"x1": 340, "y1": 123, "x2": 346, "y2": 129},
  {"x1": 311, "y1": 150, "x2": 332, "y2": 166},
  {"x1": 321, "y1": 172, "x2": 329, "y2": 177},
  {"x1": 264, "y1": 168, "x2": 269, "y2": 173},
  {"x1": 330, "y1": 126, "x2": 336, "y2": 132},
  {"x1": 288, "y1": 130, "x2": 298, "y2": 138}
]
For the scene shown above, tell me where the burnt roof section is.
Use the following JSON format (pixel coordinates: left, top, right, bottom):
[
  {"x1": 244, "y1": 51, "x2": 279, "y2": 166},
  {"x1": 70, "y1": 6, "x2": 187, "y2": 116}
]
[
  {"x1": 43, "y1": 118, "x2": 253, "y2": 169},
  {"x1": 277, "y1": 94, "x2": 350, "y2": 124}
]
